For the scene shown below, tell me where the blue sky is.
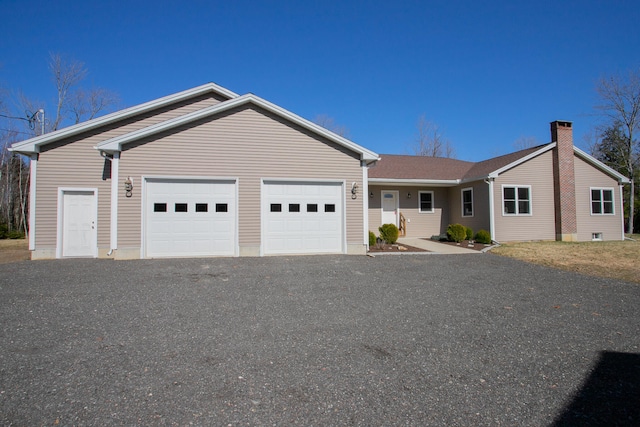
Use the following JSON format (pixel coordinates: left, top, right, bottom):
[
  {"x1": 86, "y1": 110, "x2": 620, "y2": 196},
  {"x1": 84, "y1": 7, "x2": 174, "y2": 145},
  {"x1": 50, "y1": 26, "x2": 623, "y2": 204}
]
[{"x1": 1, "y1": 0, "x2": 639, "y2": 161}]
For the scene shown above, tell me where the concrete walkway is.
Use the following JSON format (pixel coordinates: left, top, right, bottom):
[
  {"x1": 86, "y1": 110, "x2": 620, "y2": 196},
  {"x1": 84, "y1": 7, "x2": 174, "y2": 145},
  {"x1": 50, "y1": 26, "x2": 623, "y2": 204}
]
[{"x1": 397, "y1": 237, "x2": 482, "y2": 254}]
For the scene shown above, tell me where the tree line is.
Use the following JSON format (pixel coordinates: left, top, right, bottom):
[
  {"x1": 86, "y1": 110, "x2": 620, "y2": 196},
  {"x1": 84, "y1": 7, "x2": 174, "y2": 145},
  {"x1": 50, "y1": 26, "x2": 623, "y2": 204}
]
[{"x1": 0, "y1": 53, "x2": 118, "y2": 238}]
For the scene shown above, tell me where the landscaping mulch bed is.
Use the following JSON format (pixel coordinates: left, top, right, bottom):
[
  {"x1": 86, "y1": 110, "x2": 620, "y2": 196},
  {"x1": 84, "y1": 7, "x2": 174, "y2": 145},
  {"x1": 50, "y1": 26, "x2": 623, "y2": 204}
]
[
  {"x1": 368, "y1": 243, "x2": 428, "y2": 253},
  {"x1": 424, "y1": 238, "x2": 490, "y2": 252}
]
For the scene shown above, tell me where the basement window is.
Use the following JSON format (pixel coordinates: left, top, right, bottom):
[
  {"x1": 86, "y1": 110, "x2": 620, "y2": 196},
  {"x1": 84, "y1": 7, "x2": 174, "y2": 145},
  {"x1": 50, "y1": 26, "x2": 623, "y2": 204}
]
[{"x1": 592, "y1": 232, "x2": 603, "y2": 241}]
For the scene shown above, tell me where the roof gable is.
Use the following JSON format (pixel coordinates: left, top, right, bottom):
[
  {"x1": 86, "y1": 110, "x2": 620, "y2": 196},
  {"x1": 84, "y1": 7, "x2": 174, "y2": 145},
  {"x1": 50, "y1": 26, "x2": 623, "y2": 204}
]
[
  {"x1": 96, "y1": 93, "x2": 379, "y2": 161},
  {"x1": 372, "y1": 142, "x2": 629, "y2": 185},
  {"x1": 9, "y1": 82, "x2": 238, "y2": 154}
]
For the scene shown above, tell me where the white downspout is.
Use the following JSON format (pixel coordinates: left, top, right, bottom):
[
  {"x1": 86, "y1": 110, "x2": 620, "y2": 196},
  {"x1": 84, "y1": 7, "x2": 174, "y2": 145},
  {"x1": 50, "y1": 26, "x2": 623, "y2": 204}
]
[
  {"x1": 485, "y1": 178, "x2": 495, "y2": 241},
  {"x1": 620, "y1": 184, "x2": 625, "y2": 240},
  {"x1": 108, "y1": 151, "x2": 120, "y2": 256},
  {"x1": 28, "y1": 153, "x2": 38, "y2": 251}
]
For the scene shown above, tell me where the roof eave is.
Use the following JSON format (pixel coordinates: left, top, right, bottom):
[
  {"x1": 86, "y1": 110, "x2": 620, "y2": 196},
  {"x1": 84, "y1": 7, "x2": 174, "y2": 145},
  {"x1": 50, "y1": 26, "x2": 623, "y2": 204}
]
[
  {"x1": 10, "y1": 82, "x2": 238, "y2": 153},
  {"x1": 368, "y1": 178, "x2": 461, "y2": 187},
  {"x1": 96, "y1": 94, "x2": 379, "y2": 160},
  {"x1": 573, "y1": 146, "x2": 631, "y2": 184}
]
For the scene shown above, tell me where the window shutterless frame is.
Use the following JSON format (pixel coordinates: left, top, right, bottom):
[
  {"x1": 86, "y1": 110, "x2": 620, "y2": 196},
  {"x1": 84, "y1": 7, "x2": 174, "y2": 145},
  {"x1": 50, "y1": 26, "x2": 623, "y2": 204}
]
[
  {"x1": 501, "y1": 185, "x2": 532, "y2": 216},
  {"x1": 590, "y1": 187, "x2": 615, "y2": 215},
  {"x1": 418, "y1": 191, "x2": 434, "y2": 213},
  {"x1": 461, "y1": 187, "x2": 473, "y2": 217}
]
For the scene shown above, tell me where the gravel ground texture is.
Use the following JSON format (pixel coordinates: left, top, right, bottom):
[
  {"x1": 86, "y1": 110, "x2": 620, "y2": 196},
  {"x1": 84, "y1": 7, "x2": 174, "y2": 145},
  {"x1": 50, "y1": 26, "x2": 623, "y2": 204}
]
[{"x1": 0, "y1": 254, "x2": 638, "y2": 426}]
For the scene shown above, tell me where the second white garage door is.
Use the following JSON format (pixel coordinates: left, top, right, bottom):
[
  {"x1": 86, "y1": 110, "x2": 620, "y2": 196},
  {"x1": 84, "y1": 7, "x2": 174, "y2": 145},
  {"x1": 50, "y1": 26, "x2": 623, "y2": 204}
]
[
  {"x1": 263, "y1": 181, "x2": 344, "y2": 255},
  {"x1": 145, "y1": 179, "x2": 237, "y2": 258}
]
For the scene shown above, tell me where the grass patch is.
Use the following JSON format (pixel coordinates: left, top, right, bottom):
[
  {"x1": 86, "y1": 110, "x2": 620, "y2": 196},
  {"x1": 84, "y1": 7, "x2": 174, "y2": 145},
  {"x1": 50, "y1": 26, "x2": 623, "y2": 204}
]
[{"x1": 490, "y1": 236, "x2": 640, "y2": 284}]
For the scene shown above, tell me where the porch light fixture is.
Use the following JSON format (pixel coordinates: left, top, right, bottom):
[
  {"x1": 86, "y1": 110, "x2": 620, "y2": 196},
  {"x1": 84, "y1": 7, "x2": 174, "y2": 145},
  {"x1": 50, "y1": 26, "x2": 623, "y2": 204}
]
[
  {"x1": 369, "y1": 191, "x2": 374, "y2": 198},
  {"x1": 407, "y1": 192, "x2": 412, "y2": 199},
  {"x1": 124, "y1": 177, "x2": 133, "y2": 198},
  {"x1": 351, "y1": 182, "x2": 358, "y2": 199}
]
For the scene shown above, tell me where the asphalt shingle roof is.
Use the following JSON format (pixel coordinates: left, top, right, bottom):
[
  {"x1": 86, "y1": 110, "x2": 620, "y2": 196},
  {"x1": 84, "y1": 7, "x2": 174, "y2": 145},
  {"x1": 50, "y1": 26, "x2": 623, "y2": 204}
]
[{"x1": 369, "y1": 144, "x2": 551, "y2": 182}]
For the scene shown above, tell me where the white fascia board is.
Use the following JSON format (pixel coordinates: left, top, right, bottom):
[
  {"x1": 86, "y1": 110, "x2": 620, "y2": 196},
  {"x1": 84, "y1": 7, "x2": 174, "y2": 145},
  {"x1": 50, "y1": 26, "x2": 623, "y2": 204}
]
[
  {"x1": 487, "y1": 143, "x2": 556, "y2": 179},
  {"x1": 97, "y1": 94, "x2": 380, "y2": 161},
  {"x1": 9, "y1": 82, "x2": 238, "y2": 155},
  {"x1": 573, "y1": 146, "x2": 631, "y2": 184},
  {"x1": 368, "y1": 178, "x2": 461, "y2": 187}
]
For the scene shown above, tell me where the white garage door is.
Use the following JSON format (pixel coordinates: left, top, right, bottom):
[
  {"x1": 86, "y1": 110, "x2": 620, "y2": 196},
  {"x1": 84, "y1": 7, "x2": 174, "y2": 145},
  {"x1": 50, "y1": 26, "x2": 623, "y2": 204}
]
[
  {"x1": 145, "y1": 179, "x2": 236, "y2": 258},
  {"x1": 263, "y1": 181, "x2": 344, "y2": 255}
]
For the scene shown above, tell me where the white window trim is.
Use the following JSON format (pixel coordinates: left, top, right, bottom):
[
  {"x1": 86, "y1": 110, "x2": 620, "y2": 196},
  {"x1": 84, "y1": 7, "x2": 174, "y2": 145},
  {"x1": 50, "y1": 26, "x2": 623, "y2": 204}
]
[
  {"x1": 461, "y1": 187, "x2": 474, "y2": 218},
  {"x1": 418, "y1": 191, "x2": 435, "y2": 213},
  {"x1": 590, "y1": 187, "x2": 615, "y2": 216},
  {"x1": 501, "y1": 185, "x2": 532, "y2": 216}
]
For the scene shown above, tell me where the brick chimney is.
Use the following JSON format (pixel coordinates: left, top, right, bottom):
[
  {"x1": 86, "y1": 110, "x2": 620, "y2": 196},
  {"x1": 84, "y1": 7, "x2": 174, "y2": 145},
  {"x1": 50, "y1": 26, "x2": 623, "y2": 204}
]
[{"x1": 551, "y1": 121, "x2": 577, "y2": 241}]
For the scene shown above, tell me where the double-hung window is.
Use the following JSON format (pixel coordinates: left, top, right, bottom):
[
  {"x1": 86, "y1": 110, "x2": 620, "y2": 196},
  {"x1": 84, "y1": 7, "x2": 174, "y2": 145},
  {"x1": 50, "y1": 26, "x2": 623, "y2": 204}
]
[
  {"x1": 462, "y1": 188, "x2": 473, "y2": 217},
  {"x1": 419, "y1": 191, "x2": 434, "y2": 213},
  {"x1": 503, "y1": 185, "x2": 531, "y2": 215},
  {"x1": 591, "y1": 188, "x2": 614, "y2": 215}
]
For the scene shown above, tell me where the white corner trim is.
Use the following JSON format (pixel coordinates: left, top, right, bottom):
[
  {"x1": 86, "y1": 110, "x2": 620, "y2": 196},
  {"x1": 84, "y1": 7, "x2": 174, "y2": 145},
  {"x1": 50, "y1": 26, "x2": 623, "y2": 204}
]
[
  {"x1": 28, "y1": 154, "x2": 37, "y2": 251},
  {"x1": 362, "y1": 161, "x2": 370, "y2": 249},
  {"x1": 110, "y1": 153, "x2": 120, "y2": 251}
]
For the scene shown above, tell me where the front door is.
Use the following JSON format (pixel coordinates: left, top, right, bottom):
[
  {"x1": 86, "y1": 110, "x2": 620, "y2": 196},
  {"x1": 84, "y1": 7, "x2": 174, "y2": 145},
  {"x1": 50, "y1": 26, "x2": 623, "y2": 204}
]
[
  {"x1": 381, "y1": 191, "x2": 399, "y2": 226},
  {"x1": 62, "y1": 190, "x2": 97, "y2": 257}
]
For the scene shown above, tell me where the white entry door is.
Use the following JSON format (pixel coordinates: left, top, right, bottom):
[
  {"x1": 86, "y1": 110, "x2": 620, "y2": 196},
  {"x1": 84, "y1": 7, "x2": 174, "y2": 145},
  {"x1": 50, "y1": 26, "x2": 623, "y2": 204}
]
[
  {"x1": 381, "y1": 191, "x2": 399, "y2": 226},
  {"x1": 62, "y1": 190, "x2": 97, "y2": 257}
]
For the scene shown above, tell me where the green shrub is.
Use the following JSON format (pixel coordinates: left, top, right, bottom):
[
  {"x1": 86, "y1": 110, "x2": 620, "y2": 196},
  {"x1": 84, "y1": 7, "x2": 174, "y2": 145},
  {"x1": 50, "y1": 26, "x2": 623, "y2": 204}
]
[
  {"x1": 369, "y1": 231, "x2": 377, "y2": 247},
  {"x1": 7, "y1": 231, "x2": 24, "y2": 239},
  {"x1": 446, "y1": 223, "x2": 466, "y2": 243},
  {"x1": 379, "y1": 223, "x2": 399, "y2": 244},
  {"x1": 475, "y1": 229, "x2": 492, "y2": 244},
  {"x1": 465, "y1": 226, "x2": 473, "y2": 241},
  {"x1": 0, "y1": 223, "x2": 7, "y2": 239}
]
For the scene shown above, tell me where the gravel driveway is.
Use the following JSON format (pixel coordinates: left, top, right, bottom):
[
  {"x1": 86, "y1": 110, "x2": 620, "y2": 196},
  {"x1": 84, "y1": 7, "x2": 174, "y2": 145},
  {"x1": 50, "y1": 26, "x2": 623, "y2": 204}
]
[{"x1": 1, "y1": 254, "x2": 638, "y2": 426}]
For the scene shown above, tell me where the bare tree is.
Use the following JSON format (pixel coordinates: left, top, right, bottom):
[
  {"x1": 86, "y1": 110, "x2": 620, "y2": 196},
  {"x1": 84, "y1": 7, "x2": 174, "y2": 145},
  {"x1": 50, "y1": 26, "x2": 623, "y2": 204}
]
[
  {"x1": 69, "y1": 87, "x2": 119, "y2": 124},
  {"x1": 595, "y1": 69, "x2": 640, "y2": 233},
  {"x1": 49, "y1": 53, "x2": 87, "y2": 131},
  {"x1": 313, "y1": 114, "x2": 350, "y2": 138},
  {"x1": 47, "y1": 53, "x2": 119, "y2": 130},
  {"x1": 412, "y1": 114, "x2": 455, "y2": 158},
  {"x1": 512, "y1": 136, "x2": 540, "y2": 151}
]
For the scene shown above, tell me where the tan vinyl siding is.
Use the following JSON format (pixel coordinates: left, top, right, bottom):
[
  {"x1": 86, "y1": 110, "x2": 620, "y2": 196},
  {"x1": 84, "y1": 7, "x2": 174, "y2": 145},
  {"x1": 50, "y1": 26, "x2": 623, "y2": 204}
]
[
  {"x1": 118, "y1": 106, "x2": 363, "y2": 251},
  {"x1": 368, "y1": 185, "x2": 449, "y2": 238},
  {"x1": 493, "y1": 151, "x2": 556, "y2": 242},
  {"x1": 34, "y1": 94, "x2": 226, "y2": 252},
  {"x1": 447, "y1": 181, "x2": 491, "y2": 234},
  {"x1": 574, "y1": 156, "x2": 624, "y2": 241}
]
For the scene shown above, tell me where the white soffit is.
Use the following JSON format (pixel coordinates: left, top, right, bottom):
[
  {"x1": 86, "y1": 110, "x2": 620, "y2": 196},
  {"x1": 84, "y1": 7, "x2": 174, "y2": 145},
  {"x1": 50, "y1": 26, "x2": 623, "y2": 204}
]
[
  {"x1": 96, "y1": 94, "x2": 380, "y2": 162},
  {"x1": 9, "y1": 83, "x2": 238, "y2": 154}
]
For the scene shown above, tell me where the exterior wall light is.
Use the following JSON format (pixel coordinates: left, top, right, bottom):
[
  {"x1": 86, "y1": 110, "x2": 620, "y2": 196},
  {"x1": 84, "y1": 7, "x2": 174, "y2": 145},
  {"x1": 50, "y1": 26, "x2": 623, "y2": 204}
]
[{"x1": 124, "y1": 177, "x2": 133, "y2": 198}]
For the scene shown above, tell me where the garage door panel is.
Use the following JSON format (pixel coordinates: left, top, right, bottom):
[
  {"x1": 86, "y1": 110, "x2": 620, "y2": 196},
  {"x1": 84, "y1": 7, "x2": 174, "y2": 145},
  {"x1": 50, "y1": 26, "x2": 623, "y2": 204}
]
[
  {"x1": 146, "y1": 179, "x2": 236, "y2": 258},
  {"x1": 264, "y1": 181, "x2": 343, "y2": 255}
]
